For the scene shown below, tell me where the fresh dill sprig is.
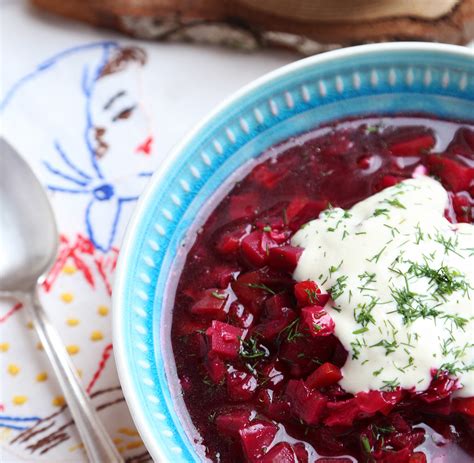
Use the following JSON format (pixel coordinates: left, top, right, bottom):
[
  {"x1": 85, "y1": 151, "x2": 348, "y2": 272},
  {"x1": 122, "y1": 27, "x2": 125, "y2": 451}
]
[
  {"x1": 329, "y1": 275, "x2": 348, "y2": 300},
  {"x1": 239, "y1": 336, "x2": 268, "y2": 360},
  {"x1": 246, "y1": 283, "x2": 276, "y2": 295}
]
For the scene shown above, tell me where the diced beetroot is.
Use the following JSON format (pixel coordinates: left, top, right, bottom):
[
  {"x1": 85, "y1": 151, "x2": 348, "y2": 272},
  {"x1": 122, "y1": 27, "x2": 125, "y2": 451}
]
[
  {"x1": 323, "y1": 400, "x2": 361, "y2": 427},
  {"x1": 268, "y1": 246, "x2": 303, "y2": 272},
  {"x1": 419, "y1": 370, "x2": 460, "y2": 403},
  {"x1": 388, "y1": 428, "x2": 425, "y2": 451},
  {"x1": 389, "y1": 134, "x2": 435, "y2": 156},
  {"x1": 300, "y1": 306, "x2": 335, "y2": 337},
  {"x1": 216, "y1": 224, "x2": 250, "y2": 255},
  {"x1": 330, "y1": 339, "x2": 349, "y2": 367},
  {"x1": 316, "y1": 459, "x2": 353, "y2": 463},
  {"x1": 269, "y1": 229, "x2": 292, "y2": 244},
  {"x1": 377, "y1": 448, "x2": 411, "y2": 463},
  {"x1": 289, "y1": 200, "x2": 329, "y2": 231},
  {"x1": 445, "y1": 127, "x2": 474, "y2": 157},
  {"x1": 260, "y1": 363, "x2": 285, "y2": 388},
  {"x1": 390, "y1": 413, "x2": 411, "y2": 433},
  {"x1": 294, "y1": 280, "x2": 329, "y2": 307},
  {"x1": 180, "y1": 374, "x2": 192, "y2": 392},
  {"x1": 409, "y1": 453, "x2": 427, "y2": 463},
  {"x1": 257, "y1": 389, "x2": 291, "y2": 421},
  {"x1": 232, "y1": 268, "x2": 292, "y2": 314},
  {"x1": 175, "y1": 318, "x2": 208, "y2": 336},
  {"x1": 421, "y1": 397, "x2": 452, "y2": 416},
  {"x1": 306, "y1": 362, "x2": 342, "y2": 389},
  {"x1": 241, "y1": 230, "x2": 269, "y2": 267},
  {"x1": 452, "y1": 397, "x2": 474, "y2": 416},
  {"x1": 256, "y1": 215, "x2": 286, "y2": 231},
  {"x1": 212, "y1": 265, "x2": 238, "y2": 288},
  {"x1": 358, "y1": 390, "x2": 403, "y2": 415},
  {"x1": 252, "y1": 164, "x2": 288, "y2": 189},
  {"x1": 231, "y1": 271, "x2": 271, "y2": 313},
  {"x1": 260, "y1": 442, "x2": 297, "y2": 463},
  {"x1": 280, "y1": 334, "x2": 337, "y2": 377},
  {"x1": 377, "y1": 174, "x2": 405, "y2": 190},
  {"x1": 464, "y1": 128, "x2": 474, "y2": 150},
  {"x1": 265, "y1": 293, "x2": 293, "y2": 319},
  {"x1": 426, "y1": 154, "x2": 474, "y2": 192},
  {"x1": 239, "y1": 420, "x2": 278, "y2": 462},
  {"x1": 357, "y1": 154, "x2": 372, "y2": 169},
  {"x1": 190, "y1": 289, "x2": 228, "y2": 319},
  {"x1": 293, "y1": 443, "x2": 309, "y2": 463},
  {"x1": 229, "y1": 193, "x2": 259, "y2": 220},
  {"x1": 206, "y1": 321, "x2": 244, "y2": 360},
  {"x1": 325, "y1": 390, "x2": 402, "y2": 426},
  {"x1": 215, "y1": 409, "x2": 252, "y2": 437},
  {"x1": 452, "y1": 192, "x2": 472, "y2": 223},
  {"x1": 311, "y1": 425, "x2": 348, "y2": 455},
  {"x1": 253, "y1": 315, "x2": 295, "y2": 341},
  {"x1": 232, "y1": 270, "x2": 271, "y2": 313},
  {"x1": 227, "y1": 369, "x2": 258, "y2": 401},
  {"x1": 228, "y1": 301, "x2": 255, "y2": 329},
  {"x1": 253, "y1": 307, "x2": 296, "y2": 341},
  {"x1": 205, "y1": 353, "x2": 226, "y2": 383},
  {"x1": 285, "y1": 379, "x2": 327, "y2": 425},
  {"x1": 286, "y1": 197, "x2": 310, "y2": 222}
]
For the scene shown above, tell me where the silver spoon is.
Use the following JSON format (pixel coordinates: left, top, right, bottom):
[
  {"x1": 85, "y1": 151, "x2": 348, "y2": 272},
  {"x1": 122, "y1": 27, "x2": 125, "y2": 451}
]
[{"x1": 0, "y1": 138, "x2": 123, "y2": 463}]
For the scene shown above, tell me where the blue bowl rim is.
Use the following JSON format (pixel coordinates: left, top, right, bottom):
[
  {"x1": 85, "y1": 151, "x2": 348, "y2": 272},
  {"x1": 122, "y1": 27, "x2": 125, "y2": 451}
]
[{"x1": 113, "y1": 42, "x2": 474, "y2": 462}]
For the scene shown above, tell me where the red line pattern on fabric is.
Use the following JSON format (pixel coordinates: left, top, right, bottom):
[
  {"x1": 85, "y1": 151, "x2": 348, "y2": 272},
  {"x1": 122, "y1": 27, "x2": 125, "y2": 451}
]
[
  {"x1": 0, "y1": 302, "x2": 23, "y2": 324},
  {"x1": 86, "y1": 343, "x2": 113, "y2": 394}
]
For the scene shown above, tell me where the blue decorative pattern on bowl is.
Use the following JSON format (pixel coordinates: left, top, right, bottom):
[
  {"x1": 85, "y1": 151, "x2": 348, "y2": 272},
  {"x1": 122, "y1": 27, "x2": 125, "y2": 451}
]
[{"x1": 113, "y1": 43, "x2": 474, "y2": 462}]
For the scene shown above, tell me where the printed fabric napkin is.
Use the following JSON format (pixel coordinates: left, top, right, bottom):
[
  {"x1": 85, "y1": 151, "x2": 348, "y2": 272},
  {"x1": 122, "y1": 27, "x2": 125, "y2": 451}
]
[
  {"x1": 0, "y1": 40, "x2": 157, "y2": 463},
  {"x1": 0, "y1": 2, "x2": 294, "y2": 461}
]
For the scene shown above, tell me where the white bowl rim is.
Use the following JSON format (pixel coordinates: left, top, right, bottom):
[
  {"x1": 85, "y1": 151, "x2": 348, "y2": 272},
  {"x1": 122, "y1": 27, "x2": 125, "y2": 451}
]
[{"x1": 113, "y1": 41, "x2": 473, "y2": 462}]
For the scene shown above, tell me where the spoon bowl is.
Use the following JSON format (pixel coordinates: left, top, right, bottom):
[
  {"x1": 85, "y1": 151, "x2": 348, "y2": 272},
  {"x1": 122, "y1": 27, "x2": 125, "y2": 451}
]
[{"x1": 0, "y1": 138, "x2": 58, "y2": 292}]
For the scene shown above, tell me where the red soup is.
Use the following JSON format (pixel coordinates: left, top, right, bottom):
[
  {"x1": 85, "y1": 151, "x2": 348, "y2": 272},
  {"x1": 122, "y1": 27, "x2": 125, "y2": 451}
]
[{"x1": 171, "y1": 116, "x2": 474, "y2": 463}]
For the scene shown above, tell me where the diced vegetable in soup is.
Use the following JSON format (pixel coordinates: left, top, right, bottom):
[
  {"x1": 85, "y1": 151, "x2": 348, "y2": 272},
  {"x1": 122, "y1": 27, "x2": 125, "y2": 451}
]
[{"x1": 171, "y1": 116, "x2": 474, "y2": 462}]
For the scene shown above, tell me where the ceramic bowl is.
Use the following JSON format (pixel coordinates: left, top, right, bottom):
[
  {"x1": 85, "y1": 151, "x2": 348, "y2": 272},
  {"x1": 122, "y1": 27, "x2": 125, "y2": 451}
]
[{"x1": 113, "y1": 42, "x2": 474, "y2": 462}]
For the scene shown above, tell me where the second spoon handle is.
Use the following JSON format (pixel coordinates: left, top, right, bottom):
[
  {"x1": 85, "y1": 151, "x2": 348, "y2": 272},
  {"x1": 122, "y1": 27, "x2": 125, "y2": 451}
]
[{"x1": 27, "y1": 287, "x2": 123, "y2": 463}]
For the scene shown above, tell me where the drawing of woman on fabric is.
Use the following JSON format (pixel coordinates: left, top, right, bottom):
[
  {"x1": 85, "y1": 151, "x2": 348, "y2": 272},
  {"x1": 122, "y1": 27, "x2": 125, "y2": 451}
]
[{"x1": 1, "y1": 41, "x2": 154, "y2": 252}]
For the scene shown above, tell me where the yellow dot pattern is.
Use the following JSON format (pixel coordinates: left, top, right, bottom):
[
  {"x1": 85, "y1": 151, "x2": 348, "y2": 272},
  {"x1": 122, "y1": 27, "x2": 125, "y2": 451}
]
[
  {"x1": 60, "y1": 292, "x2": 74, "y2": 303},
  {"x1": 90, "y1": 330, "x2": 104, "y2": 342},
  {"x1": 52, "y1": 395, "x2": 65, "y2": 407},
  {"x1": 66, "y1": 318, "x2": 80, "y2": 327},
  {"x1": 26, "y1": 321, "x2": 34, "y2": 330},
  {"x1": 36, "y1": 341, "x2": 43, "y2": 351},
  {"x1": 0, "y1": 342, "x2": 10, "y2": 352},
  {"x1": 68, "y1": 443, "x2": 84, "y2": 452},
  {"x1": 12, "y1": 395, "x2": 28, "y2": 405},
  {"x1": 63, "y1": 265, "x2": 77, "y2": 275},
  {"x1": 126, "y1": 441, "x2": 143, "y2": 450},
  {"x1": 66, "y1": 345, "x2": 79, "y2": 355},
  {"x1": 7, "y1": 364, "x2": 20, "y2": 376},
  {"x1": 97, "y1": 305, "x2": 109, "y2": 316},
  {"x1": 36, "y1": 372, "x2": 48, "y2": 382}
]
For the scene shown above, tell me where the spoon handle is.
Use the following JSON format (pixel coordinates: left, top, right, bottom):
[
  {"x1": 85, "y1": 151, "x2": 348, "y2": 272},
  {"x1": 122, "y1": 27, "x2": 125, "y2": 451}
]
[{"x1": 27, "y1": 288, "x2": 124, "y2": 463}]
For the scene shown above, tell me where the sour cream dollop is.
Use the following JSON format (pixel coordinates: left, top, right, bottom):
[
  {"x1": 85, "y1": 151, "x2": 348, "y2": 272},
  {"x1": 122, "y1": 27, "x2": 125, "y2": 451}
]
[{"x1": 292, "y1": 177, "x2": 474, "y2": 396}]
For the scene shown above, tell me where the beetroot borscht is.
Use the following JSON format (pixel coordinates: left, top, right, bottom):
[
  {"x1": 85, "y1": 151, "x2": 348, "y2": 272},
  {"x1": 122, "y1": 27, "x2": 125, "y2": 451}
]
[{"x1": 171, "y1": 116, "x2": 474, "y2": 463}]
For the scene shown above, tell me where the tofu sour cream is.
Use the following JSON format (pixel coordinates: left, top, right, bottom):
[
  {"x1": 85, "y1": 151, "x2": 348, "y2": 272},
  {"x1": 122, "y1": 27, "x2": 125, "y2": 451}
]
[{"x1": 292, "y1": 176, "x2": 474, "y2": 397}]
